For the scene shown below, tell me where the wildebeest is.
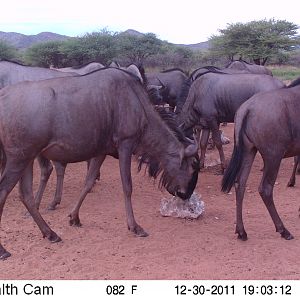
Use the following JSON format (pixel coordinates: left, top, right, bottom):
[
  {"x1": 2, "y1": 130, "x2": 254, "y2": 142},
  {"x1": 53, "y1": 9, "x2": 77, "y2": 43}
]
[
  {"x1": 177, "y1": 71, "x2": 285, "y2": 171},
  {"x1": 0, "y1": 59, "x2": 79, "y2": 210},
  {"x1": 145, "y1": 68, "x2": 188, "y2": 110},
  {"x1": 221, "y1": 77, "x2": 300, "y2": 241},
  {"x1": 0, "y1": 67, "x2": 200, "y2": 259},
  {"x1": 0, "y1": 59, "x2": 76, "y2": 88},
  {"x1": 225, "y1": 59, "x2": 273, "y2": 76},
  {"x1": 36, "y1": 63, "x2": 154, "y2": 211},
  {"x1": 56, "y1": 62, "x2": 105, "y2": 75}
]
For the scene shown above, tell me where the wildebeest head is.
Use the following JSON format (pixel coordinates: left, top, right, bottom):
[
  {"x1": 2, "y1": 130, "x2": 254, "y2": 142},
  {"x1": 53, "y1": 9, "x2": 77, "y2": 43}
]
[
  {"x1": 146, "y1": 80, "x2": 170, "y2": 106},
  {"x1": 173, "y1": 139, "x2": 200, "y2": 199},
  {"x1": 138, "y1": 108, "x2": 200, "y2": 199}
]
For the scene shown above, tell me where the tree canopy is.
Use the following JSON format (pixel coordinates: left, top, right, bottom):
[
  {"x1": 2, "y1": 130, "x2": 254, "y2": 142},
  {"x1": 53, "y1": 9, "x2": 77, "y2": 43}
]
[
  {"x1": 0, "y1": 41, "x2": 17, "y2": 60},
  {"x1": 115, "y1": 32, "x2": 164, "y2": 64},
  {"x1": 209, "y1": 19, "x2": 299, "y2": 65}
]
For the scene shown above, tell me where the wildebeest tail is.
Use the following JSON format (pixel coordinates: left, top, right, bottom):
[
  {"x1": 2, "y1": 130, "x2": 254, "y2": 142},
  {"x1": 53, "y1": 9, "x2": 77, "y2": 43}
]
[{"x1": 221, "y1": 110, "x2": 249, "y2": 193}]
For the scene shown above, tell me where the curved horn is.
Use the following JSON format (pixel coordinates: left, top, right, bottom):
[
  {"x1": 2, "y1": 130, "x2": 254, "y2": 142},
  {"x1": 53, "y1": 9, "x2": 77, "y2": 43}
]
[
  {"x1": 184, "y1": 132, "x2": 199, "y2": 157},
  {"x1": 157, "y1": 78, "x2": 165, "y2": 88},
  {"x1": 184, "y1": 143, "x2": 198, "y2": 157}
]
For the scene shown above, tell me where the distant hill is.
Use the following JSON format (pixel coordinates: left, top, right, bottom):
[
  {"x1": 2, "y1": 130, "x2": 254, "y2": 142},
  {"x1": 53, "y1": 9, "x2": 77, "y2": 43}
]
[
  {"x1": 0, "y1": 29, "x2": 209, "y2": 51},
  {"x1": 122, "y1": 29, "x2": 210, "y2": 51},
  {"x1": 121, "y1": 29, "x2": 145, "y2": 38},
  {"x1": 0, "y1": 31, "x2": 70, "y2": 49},
  {"x1": 176, "y1": 41, "x2": 210, "y2": 51}
]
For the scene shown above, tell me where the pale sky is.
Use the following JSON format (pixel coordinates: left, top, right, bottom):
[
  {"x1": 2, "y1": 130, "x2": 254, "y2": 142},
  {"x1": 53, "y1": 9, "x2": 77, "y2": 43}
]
[{"x1": 1, "y1": 0, "x2": 299, "y2": 44}]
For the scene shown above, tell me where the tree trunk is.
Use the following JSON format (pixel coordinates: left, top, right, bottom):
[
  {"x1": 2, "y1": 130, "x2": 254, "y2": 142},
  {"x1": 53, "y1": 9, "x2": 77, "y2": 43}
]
[
  {"x1": 253, "y1": 58, "x2": 261, "y2": 65},
  {"x1": 262, "y1": 57, "x2": 268, "y2": 66}
]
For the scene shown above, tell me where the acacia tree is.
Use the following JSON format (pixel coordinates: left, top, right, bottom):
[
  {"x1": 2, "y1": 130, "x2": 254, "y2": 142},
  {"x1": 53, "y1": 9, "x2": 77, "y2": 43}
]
[
  {"x1": 209, "y1": 19, "x2": 299, "y2": 65},
  {"x1": 0, "y1": 41, "x2": 17, "y2": 60},
  {"x1": 116, "y1": 32, "x2": 163, "y2": 64},
  {"x1": 24, "y1": 40, "x2": 65, "y2": 67}
]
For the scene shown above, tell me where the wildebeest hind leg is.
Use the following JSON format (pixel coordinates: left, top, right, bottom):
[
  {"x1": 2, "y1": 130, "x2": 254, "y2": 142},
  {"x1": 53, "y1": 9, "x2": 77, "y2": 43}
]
[
  {"x1": 118, "y1": 139, "x2": 148, "y2": 237},
  {"x1": 235, "y1": 147, "x2": 257, "y2": 241},
  {"x1": 19, "y1": 161, "x2": 61, "y2": 243},
  {"x1": 47, "y1": 162, "x2": 67, "y2": 210},
  {"x1": 259, "y1": 157, "x2": 293, "y2": 240},
  {"x1": 199, "y1": 129, "x2": 209, "y2": 169},
  {"x1": 34, "y1": 155, "x2": 53, "y2": 210},
  {"x1": 69, "y1": 155, "x2": 106, "y2": 227}
]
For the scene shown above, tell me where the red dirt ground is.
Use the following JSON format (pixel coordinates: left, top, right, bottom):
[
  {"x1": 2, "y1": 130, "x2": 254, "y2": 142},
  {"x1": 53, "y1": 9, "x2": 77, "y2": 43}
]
[{"x1": 1, "y1": 124, "x2": 300, "y2": 280}]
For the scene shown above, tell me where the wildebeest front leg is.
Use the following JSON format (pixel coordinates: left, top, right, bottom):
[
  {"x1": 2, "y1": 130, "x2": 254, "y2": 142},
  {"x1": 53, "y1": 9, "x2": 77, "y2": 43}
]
[
  {"x1": 259, "y1": 157, "x2": 293, "y2": 240},
  {"x1": 69, "y1": 155, "x2": 106, "y2": 227},
  {"x1": 199, "y1": 129, "x2": 209, "y2": 169},
  {"x1": 211, "y1": 123, "x2": 226, "y2": 172},
  {"x1": 118, "y1": 139, "x2": 148, "y2": 237},
  {"x1": 19, "y1": 161, "x2": 62, "y2": 243}
]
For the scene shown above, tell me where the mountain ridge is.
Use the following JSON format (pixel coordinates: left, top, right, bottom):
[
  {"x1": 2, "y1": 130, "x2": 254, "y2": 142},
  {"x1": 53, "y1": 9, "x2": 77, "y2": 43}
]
[{"x1": 0, "y1": 29, "x2": 209, "y2": 51}]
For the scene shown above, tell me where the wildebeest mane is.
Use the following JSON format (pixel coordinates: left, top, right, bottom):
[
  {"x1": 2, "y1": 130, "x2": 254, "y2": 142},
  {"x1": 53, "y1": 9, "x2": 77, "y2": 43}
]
[
  {"x1": 154, "y1": 107, "x2": 190, "y2": 145},
  {"x1": 161, "y1": 68, "x2": 188, "y2": 76},
  {"x1": 175, "y1": 69, "x2": 227, "y2": 114},
  {"x1": 137, "y1": 107, "x2": 199, "y2": 190},
  {"x1": 193, "y1": 68, "x2": 227, "y2": 81},
  {"x1": 79, "y1": 66, "x2": 143, "y2": 83},
  {"x1": 287, "y1": 77, "x2": 300, "y2": 88},
  {"x1": 189, "y1": 65, "x2": 221, "y2": 79}
]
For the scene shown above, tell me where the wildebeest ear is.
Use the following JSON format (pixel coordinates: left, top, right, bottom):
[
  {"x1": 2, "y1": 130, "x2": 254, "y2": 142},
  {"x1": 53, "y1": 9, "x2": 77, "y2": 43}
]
[
  {"x1": 184, "y1": 143, "x2": 198, "y2": 157},
  {"x1": 184, "y1": 134, "x2": 199, "y2": 157}
]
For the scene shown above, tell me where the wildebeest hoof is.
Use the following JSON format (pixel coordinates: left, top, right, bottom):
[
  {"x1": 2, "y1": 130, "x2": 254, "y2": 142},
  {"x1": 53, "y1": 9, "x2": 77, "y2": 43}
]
[
  {"x1": 69, "y1": 215, "x2": 82, "y2": 227},
  {"x1": 44, "y1": 231, "x2": 62, "y2": 243},
  {"x1": 129, "y1": 225, "x2": 149, "y2": 237},
  {"x1": 47, "y1": 204, "x2": 57, "y2": 211},
  {"x1": 237, "y1": 231, "x2": 248, "y2": 241},
  {"x1": 0, "y1": 250, "x2": 11, "y2": 260},
  {"x1": 287, "y1": 181, "x2": 295, "y2": 187},
  {"x1": 24, "y1": 211, "x2": 33, "y2": 218},
  {"x1": 280, "y1": 229, "x2": 294, "y2": 240}
]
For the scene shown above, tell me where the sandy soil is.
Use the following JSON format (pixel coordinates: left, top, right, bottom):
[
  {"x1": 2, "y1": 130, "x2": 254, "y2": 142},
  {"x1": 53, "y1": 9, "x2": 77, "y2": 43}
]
[{"x1": 1, "y1": 124, "x2": 300, "y2": 280}]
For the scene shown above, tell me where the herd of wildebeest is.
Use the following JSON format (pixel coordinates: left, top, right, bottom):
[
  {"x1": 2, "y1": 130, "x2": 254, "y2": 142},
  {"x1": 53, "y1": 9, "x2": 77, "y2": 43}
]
[{"x1": 0, "y1": 58, "x2": 299, "y2": 260}]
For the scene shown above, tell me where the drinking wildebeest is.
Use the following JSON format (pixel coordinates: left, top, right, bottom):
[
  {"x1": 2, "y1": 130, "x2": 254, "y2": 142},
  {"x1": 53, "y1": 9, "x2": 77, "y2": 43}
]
[
  {"x1": 0, "y1": 67, "x2": 200, "y2": 259},
  {"x1": 145, "y1": 68, "x2": 188, "y2": 110},
  {"x1": 221, "y1": 77, "x2": 300, "y2": 241},
  {"x1": 67, "y1": 106, "x2": 200, "y2": 227},
  {"x1": 177, "y1": 71, "x2": 285, "y2": 171},
  {"x1": 55, "y1": 61, "x2": 105, "y2": 75},
  {"x1": 225, "y1": 59, "x2": 273, "y2": 76}
]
